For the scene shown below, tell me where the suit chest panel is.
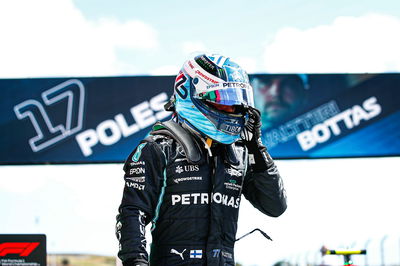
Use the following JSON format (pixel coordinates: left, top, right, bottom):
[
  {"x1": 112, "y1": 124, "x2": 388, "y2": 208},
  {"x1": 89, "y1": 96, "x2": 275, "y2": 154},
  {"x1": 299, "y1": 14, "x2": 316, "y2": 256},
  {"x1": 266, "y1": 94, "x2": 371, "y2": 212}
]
[
  {"x1": 164, "y1": 154, "x2": 246, "y2": 197},
  {"x1": 165, "y1": 157, "x2": 211, "y2": 193}
]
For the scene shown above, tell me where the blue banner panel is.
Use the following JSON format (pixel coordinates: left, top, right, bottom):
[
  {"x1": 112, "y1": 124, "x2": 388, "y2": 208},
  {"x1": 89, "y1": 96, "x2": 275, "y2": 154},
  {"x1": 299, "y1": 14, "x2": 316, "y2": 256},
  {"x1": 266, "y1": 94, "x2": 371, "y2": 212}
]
[
  {"x1": 0, "y1": 74, "x2": 399, "y2": 164},
  {"x1": 1, "y1": 76, "x2": 174, "y2": 164},
  {"x1": 250, "y1": 73, "x2": 400, "y2": 158}
]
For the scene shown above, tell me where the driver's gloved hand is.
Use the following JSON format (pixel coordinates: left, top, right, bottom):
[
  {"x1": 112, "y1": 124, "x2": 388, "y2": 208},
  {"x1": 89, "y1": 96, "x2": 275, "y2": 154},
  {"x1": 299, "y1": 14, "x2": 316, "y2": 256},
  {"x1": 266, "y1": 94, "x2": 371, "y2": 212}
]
[{"x1": 241, "y1": 106, "x2": 274, "y2": 172}]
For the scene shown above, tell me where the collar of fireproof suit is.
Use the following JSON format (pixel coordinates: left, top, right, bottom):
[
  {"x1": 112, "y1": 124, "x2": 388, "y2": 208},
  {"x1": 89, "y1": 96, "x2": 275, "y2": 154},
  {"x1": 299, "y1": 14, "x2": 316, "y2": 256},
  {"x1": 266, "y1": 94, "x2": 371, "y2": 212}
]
[{"x1": 152, "y1": 119, "x2": 204, "y2": 164}]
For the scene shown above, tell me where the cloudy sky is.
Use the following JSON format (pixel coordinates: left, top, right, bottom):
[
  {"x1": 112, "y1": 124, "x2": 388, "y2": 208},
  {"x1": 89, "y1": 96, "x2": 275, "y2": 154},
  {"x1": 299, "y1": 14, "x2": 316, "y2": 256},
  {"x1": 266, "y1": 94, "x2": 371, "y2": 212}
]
[
  {"x1": 1, "y1": 1, "x2": 400, "y2": 265},
  {"x1": 1, "y1": 0, "x2": 400, "y2": 78}
]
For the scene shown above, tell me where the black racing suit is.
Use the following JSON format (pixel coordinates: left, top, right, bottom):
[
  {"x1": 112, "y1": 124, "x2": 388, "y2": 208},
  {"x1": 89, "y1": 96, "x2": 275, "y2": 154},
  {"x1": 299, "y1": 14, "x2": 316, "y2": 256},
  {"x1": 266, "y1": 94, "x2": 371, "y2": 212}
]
[{"x1": 116, "y1": 121, "x2": 287, "y2": 266}]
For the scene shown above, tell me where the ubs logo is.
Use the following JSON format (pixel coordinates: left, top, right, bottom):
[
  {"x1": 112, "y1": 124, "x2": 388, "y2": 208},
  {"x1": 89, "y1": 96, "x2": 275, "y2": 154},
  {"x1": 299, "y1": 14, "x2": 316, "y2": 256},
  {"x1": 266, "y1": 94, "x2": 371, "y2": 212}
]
[{"x1": 175, "y1": 165, "x2": 199, "y2": 174}]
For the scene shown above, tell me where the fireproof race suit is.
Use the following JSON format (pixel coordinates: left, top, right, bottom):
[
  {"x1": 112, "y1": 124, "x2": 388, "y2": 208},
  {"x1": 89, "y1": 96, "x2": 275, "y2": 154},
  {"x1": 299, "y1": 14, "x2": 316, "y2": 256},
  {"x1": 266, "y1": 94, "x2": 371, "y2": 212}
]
[{"x1": 116, "y1": 121, "x2": 287, "y2": 266}]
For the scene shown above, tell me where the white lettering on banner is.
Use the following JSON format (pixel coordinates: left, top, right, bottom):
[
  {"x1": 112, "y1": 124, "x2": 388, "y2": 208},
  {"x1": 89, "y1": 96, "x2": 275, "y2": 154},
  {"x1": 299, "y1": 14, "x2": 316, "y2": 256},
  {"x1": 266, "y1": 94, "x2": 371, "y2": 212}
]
[
  {"x1": 263, "y1": 100, "x2": 340, "y2": 148},
  {"x1": 150, "y1": 93, "x2": 171, "y2": 120},
  {"x1": 131, "y1": 101, "x2": 156, "y2": 129},
  {"x1": 264, "y1": 101, "x2": 340, "y2": 148},
  {"x1": 76, "y1": 92, "x2": 170, "y2": 156},
  {"x1": 97, "y1": 120, "x2": 122, "y2": 145},
  {"x1": 14, "y1": 79, "x2": 85, "y2": 153},
  {"x1": 296, "y1": 96, "x2": 382, "y2": 151},
  {"x1": 115, "y1": 114, "x2": 139, "y2": 136},
  {"x1": 171, "y1": 193, "x2": 240, "y2": 208}
]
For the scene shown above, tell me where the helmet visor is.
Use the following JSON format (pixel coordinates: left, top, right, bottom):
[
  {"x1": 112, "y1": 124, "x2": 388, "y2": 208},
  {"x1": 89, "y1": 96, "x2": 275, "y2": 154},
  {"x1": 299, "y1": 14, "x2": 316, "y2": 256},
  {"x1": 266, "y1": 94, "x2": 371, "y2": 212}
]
[{"x1": 193, "y1": 81, "x2": 255, "y2": 108}]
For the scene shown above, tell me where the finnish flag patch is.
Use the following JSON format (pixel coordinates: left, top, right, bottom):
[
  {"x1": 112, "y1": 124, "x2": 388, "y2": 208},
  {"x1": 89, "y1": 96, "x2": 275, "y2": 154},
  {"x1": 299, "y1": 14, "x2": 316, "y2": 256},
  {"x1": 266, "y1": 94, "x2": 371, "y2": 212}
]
[{"x1": 190, "y1": 249, "x2": 202, "y2": 259}]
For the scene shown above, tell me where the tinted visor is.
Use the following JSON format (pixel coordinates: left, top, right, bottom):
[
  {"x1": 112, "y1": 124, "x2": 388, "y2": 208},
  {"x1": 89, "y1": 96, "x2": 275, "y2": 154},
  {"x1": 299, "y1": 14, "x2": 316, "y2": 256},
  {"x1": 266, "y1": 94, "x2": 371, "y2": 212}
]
[
  {"x1": 207, "y1": 102, "x2": 238, "y2": 114},
  {"x1": 193, "y1": 81, "x2": 255, "y2": 109}
]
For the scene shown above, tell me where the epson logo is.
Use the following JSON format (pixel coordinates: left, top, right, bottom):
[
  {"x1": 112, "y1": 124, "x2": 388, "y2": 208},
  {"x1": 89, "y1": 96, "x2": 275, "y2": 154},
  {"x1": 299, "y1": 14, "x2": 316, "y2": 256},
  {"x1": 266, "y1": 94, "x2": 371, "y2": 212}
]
[
  {"x1": 76, "y1": 92, "x2": 170, "y2": 156},
  {"x1": 130, "y1": 167, "x2": 145, "y2": 175}
]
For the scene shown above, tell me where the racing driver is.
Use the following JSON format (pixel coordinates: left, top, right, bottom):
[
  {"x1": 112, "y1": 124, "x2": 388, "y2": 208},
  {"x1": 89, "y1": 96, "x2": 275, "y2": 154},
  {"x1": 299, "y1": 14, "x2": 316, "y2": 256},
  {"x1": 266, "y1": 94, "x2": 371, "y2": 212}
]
[{"x1": 116, "y1": 53, "x2": 287, "y2": 266}]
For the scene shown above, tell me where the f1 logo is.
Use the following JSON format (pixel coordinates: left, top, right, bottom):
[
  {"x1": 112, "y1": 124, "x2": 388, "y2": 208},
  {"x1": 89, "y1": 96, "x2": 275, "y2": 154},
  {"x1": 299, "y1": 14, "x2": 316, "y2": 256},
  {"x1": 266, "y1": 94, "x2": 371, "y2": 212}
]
[{"x1": 0, "y1": 242, "x2": 40, "y2": 256}]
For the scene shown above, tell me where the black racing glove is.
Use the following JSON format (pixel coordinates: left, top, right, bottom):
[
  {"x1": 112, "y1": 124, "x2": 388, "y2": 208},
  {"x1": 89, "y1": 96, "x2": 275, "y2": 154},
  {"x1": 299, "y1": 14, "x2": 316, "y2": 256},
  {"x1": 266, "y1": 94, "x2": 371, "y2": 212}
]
[
  {"x1": 122, "y1": 258, "x2": 149, "y2": 266},
  {"x1": 241, "y1": 106, "x2": 272, "y2": 172}
]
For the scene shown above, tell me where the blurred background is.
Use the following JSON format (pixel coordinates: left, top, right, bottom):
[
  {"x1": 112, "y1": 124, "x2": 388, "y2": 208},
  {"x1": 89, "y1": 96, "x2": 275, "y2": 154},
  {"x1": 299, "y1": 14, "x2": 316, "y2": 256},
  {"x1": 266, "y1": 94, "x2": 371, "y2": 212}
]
[{"x1": 1, "y1": 0, "x2": 400, "y2": 265}]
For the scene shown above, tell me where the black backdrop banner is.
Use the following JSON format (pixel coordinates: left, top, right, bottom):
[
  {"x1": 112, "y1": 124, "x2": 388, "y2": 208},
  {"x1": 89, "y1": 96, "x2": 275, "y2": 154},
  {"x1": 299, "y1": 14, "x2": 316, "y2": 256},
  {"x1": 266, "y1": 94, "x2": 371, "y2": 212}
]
[{"x1": 1, "y1": 74, "x2": 399, "y2": 164}]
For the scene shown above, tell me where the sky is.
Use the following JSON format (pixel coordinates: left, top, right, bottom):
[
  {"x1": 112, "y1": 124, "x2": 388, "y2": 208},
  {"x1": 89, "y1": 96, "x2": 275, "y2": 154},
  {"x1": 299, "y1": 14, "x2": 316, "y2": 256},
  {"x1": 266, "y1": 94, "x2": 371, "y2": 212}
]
[
  {"x1": 1, "y1": 0, "x2": 400, "y2": 265},
  {"x1": 1, "y1": 0, "x2": 400, "y2": 78}
]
